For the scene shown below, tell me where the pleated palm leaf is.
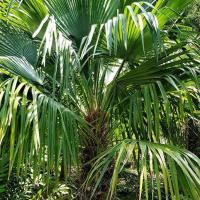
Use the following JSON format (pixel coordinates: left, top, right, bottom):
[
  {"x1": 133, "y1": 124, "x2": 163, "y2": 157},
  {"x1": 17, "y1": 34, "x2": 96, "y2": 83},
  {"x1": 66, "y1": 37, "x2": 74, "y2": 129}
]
[{"x1": 0, "y1": 0, "x2": 199, "y2": 199}]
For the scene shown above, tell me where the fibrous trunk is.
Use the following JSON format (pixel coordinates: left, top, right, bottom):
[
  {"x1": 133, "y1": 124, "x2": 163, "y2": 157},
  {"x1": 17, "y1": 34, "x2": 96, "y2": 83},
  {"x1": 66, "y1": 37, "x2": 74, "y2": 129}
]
[{"x1": 80, "y1": 108, "x2": 111, "y2": 199}]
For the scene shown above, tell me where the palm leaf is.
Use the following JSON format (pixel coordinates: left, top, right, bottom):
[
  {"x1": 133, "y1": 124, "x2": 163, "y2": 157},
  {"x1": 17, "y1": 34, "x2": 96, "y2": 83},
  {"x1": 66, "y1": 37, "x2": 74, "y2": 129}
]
[
  {"x1": 0, "y1": 22, "x2": 42, "y2": 84},
  {"x1": 116, "y1": 42, "x2": 199, "y2": 88},
  {"x1": 0, "y1": 75, "x2": 88, "y2": 180},
  {"x1": 0, "y1": 0, "x2": 48, "y2": 37},
  {"x1": 86, "y1": 140, "x2": 200, "y2": 200}
]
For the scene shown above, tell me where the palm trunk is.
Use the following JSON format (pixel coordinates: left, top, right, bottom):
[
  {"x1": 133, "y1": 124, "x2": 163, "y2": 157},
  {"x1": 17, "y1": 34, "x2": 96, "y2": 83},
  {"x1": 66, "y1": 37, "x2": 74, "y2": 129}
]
[{"x1": 80, "y1": 108, "x2": 110, "y2": 199}]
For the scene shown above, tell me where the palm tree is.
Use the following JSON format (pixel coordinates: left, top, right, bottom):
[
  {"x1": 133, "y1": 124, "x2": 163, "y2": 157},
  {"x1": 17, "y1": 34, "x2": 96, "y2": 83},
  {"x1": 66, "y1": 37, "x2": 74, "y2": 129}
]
[{"x1": 0, "y1": 0, "x2": 199, "y2": 199}]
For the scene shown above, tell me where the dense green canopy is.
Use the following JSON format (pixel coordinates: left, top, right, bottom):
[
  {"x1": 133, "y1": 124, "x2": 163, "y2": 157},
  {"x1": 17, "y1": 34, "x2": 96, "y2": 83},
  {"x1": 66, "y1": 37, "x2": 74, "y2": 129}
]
[{"x1": 0, "y1": 0, "x2": 199, "y2": 199}]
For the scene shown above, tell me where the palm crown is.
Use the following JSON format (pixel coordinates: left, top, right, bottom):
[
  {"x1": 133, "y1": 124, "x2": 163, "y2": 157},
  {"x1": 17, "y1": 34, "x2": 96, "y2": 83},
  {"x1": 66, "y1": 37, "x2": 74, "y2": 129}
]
[{"x1": 0, "y1": 0, "x2": 199, "y2": 199}]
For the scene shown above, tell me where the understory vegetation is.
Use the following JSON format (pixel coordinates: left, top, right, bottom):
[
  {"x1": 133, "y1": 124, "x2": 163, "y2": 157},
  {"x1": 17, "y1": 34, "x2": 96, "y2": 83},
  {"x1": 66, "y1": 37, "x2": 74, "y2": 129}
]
[{"x1": 0, "y1": 0, "x2": 199, "y2": 199}]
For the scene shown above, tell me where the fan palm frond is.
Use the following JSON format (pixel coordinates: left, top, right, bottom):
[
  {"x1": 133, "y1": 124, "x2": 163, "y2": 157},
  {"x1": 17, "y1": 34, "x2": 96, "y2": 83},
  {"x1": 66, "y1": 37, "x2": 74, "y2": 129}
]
[
  {"x1": 0, "y1": 75, "x2": 87, "y2": 179},
  {"x1": 0, "y1": 0, "x2": 48, "y2": 36},
  {"x1": 0, "y1": 22, "x2": 42, "y2": 84},
  {"x1": 86, "y1": 140, "x2": 200, "y2": 200}
]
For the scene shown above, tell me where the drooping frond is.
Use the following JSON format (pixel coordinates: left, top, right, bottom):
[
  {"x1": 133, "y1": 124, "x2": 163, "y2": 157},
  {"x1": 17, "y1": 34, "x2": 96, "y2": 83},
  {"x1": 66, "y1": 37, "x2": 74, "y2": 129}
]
[
  {"x1": 86, "y1": 140, "x2": 200, "y2": 200},
  {"x1": 0, "y1": 76, "x2": 87, "y2": 180}
]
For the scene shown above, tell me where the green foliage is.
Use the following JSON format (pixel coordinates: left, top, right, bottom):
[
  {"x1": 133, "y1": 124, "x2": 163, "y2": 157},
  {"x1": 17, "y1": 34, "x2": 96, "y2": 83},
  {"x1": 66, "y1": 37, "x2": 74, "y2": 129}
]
[
  {"x1": 184, "y1": 0, "x2": 200, "y2": 31},
  {"x1": 0, "y1": 0, "x2": 199, "y2": 199},
  {"x1": 85, "y1": 140, "x2": 200, "y2": 199},
  {"x1": 0, "y1": 170, "x2": 76, "y2": 200}
]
